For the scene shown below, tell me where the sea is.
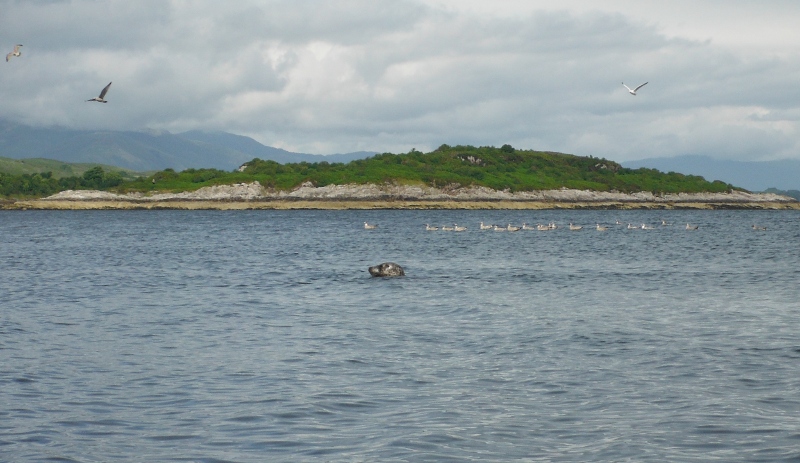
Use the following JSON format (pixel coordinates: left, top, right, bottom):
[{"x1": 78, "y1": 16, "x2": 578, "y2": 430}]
[{"x1": 1, "y1": 209, "x2": 799, "y2": 462}]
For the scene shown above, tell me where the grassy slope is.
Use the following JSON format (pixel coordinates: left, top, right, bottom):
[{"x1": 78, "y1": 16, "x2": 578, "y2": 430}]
[{"x1": 0, "y1": 156, "x2": 142, "y2": 179}]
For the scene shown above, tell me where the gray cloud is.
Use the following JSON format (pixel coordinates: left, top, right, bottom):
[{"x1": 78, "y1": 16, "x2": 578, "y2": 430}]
[{"x1": 1, "y1": 0, "x2": 799, "y2": 162}]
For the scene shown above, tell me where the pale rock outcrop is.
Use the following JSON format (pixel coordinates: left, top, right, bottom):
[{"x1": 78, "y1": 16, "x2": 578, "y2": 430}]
[{"x1": 43, "y1": 181, "x2": 795, "y2": 203}]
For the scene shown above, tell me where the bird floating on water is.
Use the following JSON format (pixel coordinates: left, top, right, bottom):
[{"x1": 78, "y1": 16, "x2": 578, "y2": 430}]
[
  {"x1": 87, "y1": 82, "x2": 112, "y2": 103},
  {"x1": 6, "y1": 44, "x2": 22, "y2": 62},
  {"x1": 752, "y1": 224, "x2": 767, "y2": 231},
  {"x1": 686, "y1": 223, "x2": 699, "y2": 230},
  {"x1": 622, "y1": 81, "x2": 648, "y2": 95},
  {"x1": 364, "y1": 221, "x2": 377, "y2": 229}
]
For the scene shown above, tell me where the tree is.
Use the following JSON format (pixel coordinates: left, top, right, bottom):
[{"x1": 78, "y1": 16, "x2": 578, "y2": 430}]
[
  {"x1": 82, "y1": 166, "x2": 105, "y2": 188},
  {"x1": 103, "y1": 171, "x2": 123, "y2": 188}
]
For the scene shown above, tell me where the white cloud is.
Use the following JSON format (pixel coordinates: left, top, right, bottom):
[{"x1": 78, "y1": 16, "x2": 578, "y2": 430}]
[{"x1": 1, "y1": 0, "x2": 799, "y2": 161}]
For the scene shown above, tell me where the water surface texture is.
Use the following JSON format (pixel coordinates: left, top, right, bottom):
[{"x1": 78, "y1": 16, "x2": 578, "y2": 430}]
[{"x1": 2, "y1": 210, "x2": 799, "y2": 462}]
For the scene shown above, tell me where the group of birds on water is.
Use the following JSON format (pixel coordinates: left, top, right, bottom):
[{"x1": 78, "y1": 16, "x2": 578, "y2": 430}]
[
  {"x1": 5, "y1": 44, "x2": 112, "y2": 102},
  {"x1": 365, "y1": 220, "x2": 769, "y2": 232}
]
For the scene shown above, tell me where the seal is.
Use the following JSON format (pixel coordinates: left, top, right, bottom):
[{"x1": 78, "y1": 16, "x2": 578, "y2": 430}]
[{"x1": 368, "y1": 262, "x2": 405, "y2": 277}]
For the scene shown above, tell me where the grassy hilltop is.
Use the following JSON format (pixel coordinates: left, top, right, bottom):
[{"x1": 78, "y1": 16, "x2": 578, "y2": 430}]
[
  {"x1": 1, "y1": 144, "x2": 737, "y2": 198},
  {"x1": 0, "y1": 156, "x2": 139, "y2": 178}
]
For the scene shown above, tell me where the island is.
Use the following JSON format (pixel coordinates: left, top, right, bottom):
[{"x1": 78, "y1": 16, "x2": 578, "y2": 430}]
[{"x1": 2, "y1": 145, "x2": 798, "y2": 210}]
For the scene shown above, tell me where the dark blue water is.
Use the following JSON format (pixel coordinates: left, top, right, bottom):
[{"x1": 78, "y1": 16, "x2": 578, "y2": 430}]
[{"x1": 2, "y1": 209, "x2": 799, "y2": 462}]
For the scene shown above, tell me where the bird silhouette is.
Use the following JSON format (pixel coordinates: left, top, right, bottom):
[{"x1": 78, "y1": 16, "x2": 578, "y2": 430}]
[
  {"x1": 622, "y1": 81, "x2": 648, "y2": 95},
  {"x1": 87, "y1": 82, "x2": 112, "y2": 103},
  {"x1": 6, "y1": 44, "x2": 22, "y2": 62}
]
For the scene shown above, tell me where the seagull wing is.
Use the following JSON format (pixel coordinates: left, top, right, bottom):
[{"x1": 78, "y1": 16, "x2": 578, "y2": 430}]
[
  {"x1": 5, "y1": 53, "x2": 10, "y2": 62},
  {"x1": 14, "y1": 44, "x2": 22, "y2": 52},
  {"x1": 634, "y1": 82, "x2": 648, "y2": 92},
  {"x1": 98, "y1": 82, "x2": 112, "y2": 99},
  {"x1": 621, "y1": 82, "x2": 633, "y2": 92}
]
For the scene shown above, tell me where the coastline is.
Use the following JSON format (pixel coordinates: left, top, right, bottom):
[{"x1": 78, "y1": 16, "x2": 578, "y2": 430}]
[
  {"x1": 6, "y1": 199, "x2": 800, "y2": 210},
  {"x1": 4, "y1": 182, "x2": 799, "y2": 210}
]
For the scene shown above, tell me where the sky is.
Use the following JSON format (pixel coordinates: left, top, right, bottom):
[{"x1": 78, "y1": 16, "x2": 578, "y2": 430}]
[{"x1": 1, "y1": 0, "x2": 800, "y2": 162}]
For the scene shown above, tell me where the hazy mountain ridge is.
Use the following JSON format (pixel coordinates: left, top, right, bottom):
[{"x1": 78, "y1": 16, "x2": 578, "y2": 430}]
[
  {"x1": 0, "y1": 120, "x2": 375, "y2": 172},
  {"x1": 177, "y1": 131, "x2": 374, "y2": 165},
  {"x1": 622, "y1": 155, "x2": 800, "y2": 192}
]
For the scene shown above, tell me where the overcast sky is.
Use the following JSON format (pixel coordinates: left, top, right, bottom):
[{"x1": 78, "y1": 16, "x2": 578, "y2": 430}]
[{"x1": 2, "y1": 0, "x2": 800, "y2": 161}]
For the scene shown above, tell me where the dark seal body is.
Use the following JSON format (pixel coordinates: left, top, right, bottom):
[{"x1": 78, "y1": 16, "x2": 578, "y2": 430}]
[{"x1": 368, "y1": 262, "x2": 405, "y2": 277}]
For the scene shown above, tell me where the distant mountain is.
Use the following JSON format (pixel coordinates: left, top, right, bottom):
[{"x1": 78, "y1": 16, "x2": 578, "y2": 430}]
[
  {"x1": 0, "y1": 120, "x2": 375, "y2": 172},
  {"x1": 178, "y1": 131, "x2": 375, "y2": 165},
  {"x1": 622, "y1": 155, "x2": 800, "y2": 192}
]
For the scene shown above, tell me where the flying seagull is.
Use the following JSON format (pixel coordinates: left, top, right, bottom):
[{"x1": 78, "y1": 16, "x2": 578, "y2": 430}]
[
  {"x1": 87, "y1": 82, "x2": 112, "y2": 103},
  {"x1": 622, "y1": 81, "x2": 648, "y2": 95},
  {"x1": 6, "y1": 44, "x2": 22, "y2": 62}
]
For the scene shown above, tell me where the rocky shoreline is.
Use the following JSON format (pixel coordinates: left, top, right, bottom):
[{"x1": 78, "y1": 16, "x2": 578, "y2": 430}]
[{"x1": 5, "y1": 181, "x2": 799, "y2": 210}]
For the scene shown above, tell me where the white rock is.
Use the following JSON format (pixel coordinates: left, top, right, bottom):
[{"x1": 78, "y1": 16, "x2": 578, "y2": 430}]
[{"x1": 43, "y1": 182, "x2": 796, "y2": 203}]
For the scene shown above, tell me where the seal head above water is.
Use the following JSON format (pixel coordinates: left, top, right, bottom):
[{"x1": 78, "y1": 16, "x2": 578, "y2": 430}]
[{"x1": 368, "y1": 262, "x2": 405, "y2": 277}]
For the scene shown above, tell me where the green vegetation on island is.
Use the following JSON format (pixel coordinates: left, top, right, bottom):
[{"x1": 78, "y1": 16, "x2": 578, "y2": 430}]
[
  {"x1": 0, "y1": 156, "x2": 139, "y2": 179},
  {"x1": 0, "y1": 166, "x2": 127, "y2": 198},
  {"x1": 1, "y1": 145, "x2": 738, "y2": 199}
]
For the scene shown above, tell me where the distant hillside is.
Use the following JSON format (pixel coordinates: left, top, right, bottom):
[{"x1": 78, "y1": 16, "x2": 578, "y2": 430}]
[
  {"x1": 763, "y1": 188, "x2": 800, "y2": 201},
  {"x1": 0, "y1": 156, "x2": 139, "y2": 178},
  {"x1": 0, "y1": 120, "x2": 375, "y2": 172},
  {"x1": 178, "y1": 131, "x2": 374, "y2": 165},
  {"x1": 622, "y1": 155, "x2": 800, "y2": 191}
]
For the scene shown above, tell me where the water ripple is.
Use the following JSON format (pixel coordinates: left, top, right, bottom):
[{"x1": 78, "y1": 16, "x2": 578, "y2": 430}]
[{"x1": 1, "y1": 209, "x2": 799, "y2": 461}]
